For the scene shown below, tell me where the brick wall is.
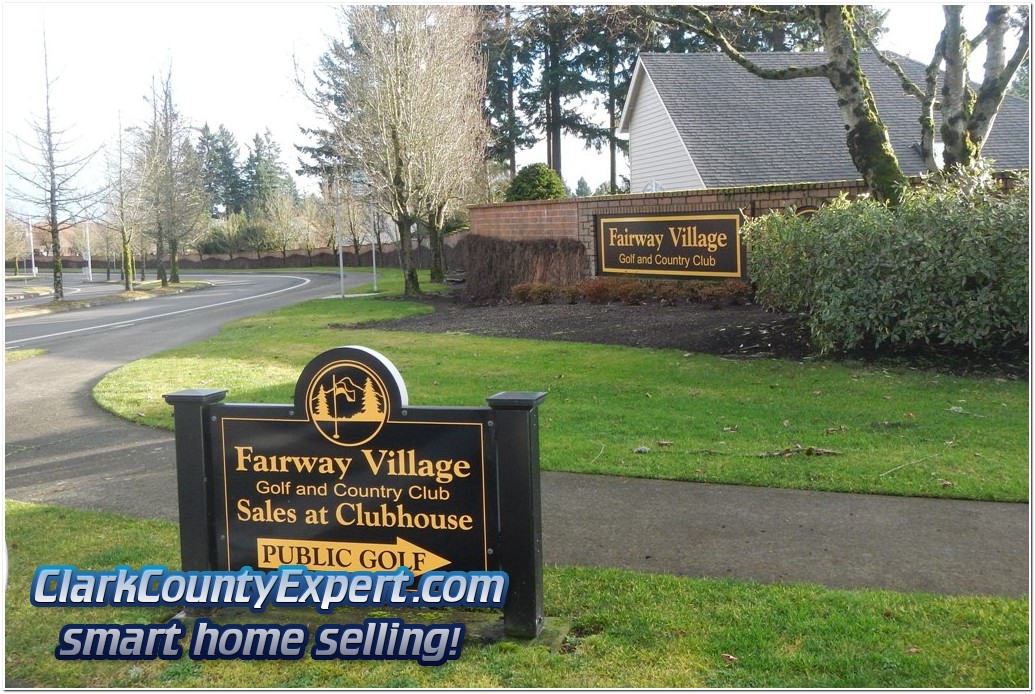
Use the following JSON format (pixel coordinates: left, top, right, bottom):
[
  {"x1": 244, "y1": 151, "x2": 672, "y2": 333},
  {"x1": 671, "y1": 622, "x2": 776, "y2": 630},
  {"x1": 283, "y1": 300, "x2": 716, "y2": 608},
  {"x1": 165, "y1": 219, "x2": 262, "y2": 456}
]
[
  {"x1": 469, "y1": 178, "x2": 873, "y2": 276},
  {"x1": 468, "y1": 198, "x2": 581, "y2": 241}
]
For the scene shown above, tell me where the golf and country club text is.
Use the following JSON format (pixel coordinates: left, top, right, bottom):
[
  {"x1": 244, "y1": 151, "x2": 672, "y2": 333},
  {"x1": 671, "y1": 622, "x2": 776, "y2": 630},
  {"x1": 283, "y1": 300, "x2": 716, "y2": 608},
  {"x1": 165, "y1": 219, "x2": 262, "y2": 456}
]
[
  {"x1": 608, "y1": 224, "x2": 729, "y2": 269},
  {"x1": 31, "y1": 566, "x2": 508, "y2": 665}
]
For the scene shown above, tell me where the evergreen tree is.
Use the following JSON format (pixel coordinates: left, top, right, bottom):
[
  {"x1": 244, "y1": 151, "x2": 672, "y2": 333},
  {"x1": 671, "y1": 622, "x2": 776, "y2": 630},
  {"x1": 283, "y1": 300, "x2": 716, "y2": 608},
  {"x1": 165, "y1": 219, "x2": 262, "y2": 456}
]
[
  {"x1": 482, "y1": 5, "x2": 536, "y2": 176},
  {"x1": 575, "y1": 177, "x2": 592, "y2": 197},
  {"x1": 361, "y1": 377, "x2": 382, "y2": 417},
  {"x1": 197, "y1": 124, "x2": 247, "y2": 219},
  {"x1": 481, "y1": 5, "x2": 855, "y2": 191},
  {"x1": 313, "y1": 385, "x2": 331, "y2": 419},
  {"x1": 517, "y1": 6, "x2": 600, "y2": 180},
  {"x1": 578, "y1": 6, "x2": 643, "y2": 193},
  {"x1": 243, "y1": 129, "x2": 294, "y2": 222},
  {"x1": 214, "y1": 126, "x2": 246, "y2": 217}
]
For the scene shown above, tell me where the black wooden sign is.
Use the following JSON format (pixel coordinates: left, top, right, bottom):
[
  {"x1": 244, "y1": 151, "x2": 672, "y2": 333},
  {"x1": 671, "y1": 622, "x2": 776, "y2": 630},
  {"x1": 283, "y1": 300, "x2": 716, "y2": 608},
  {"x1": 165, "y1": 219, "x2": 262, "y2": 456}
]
[
  {"x1": 210, "y1": 346, "x2": 495, "y2": 575},
  {"x1": 597, "y1": 211, "x2": 745, "y2": 279},
  {"x1": 165, "y1": 346, "x2": 548, "y2": 637}
]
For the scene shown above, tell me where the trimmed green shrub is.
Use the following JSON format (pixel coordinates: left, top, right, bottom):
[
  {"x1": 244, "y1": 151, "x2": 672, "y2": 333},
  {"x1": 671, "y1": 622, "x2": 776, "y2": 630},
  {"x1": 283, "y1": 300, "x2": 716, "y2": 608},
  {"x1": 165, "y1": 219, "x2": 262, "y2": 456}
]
[
  {"x1": 744, "y1": 170, "x2": 1029, "y2": 355},
  {"x1": 505, "y1": 163, "x2": 567, "y2": 202}
]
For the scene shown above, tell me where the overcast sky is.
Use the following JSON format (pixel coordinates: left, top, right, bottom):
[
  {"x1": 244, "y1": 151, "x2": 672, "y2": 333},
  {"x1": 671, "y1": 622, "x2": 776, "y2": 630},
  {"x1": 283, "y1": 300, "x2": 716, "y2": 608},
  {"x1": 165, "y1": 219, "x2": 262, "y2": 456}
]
[{"x1": 1, "y1": 3, "x2": 1013, "y2": 207}]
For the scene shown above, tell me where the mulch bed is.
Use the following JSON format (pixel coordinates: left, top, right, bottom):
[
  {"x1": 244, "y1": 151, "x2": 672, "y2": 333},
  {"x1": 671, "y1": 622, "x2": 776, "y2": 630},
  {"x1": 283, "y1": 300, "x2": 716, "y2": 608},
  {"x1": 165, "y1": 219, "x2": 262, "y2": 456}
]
[
  {"x1": 366, "y1": 293, "x2": 812, "y2": 360},
  {"x1": 354, "y1": 291, "x2": 1027, "y2": 379}
]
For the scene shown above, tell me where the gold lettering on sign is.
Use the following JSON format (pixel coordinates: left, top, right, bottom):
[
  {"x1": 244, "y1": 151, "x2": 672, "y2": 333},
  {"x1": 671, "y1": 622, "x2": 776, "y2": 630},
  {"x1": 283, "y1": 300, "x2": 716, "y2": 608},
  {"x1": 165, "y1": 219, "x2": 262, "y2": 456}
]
[
  {"x1": 234, "y1": 446, "x2": 353, "y2": 480},
  {"x1": 667, "y1": 226, "x2": 728, "y2": 252},
  {"x1": 608, "y1": 227, "x2": 665, "y2": 250}
]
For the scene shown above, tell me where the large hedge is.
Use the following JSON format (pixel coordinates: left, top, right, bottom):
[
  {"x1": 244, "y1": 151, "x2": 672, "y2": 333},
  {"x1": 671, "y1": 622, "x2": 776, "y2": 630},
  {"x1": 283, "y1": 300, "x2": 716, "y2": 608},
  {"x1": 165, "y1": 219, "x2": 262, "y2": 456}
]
[
  {"x1": 744, "y1": 171, "x2": 1029, "y2": 356},
  {"x1": 456, "y1": 234, "x2": 586, "y2": 301}
]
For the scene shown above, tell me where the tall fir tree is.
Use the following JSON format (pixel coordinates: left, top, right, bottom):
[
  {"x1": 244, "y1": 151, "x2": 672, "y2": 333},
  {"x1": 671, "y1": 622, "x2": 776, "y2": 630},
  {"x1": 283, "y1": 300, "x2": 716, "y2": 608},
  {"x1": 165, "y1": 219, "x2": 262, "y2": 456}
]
[
  {"x1": 197, "y1": 124, "x2": 247, "y2": 218},
  {"x1": 482, "y1": 5, "x2": 536, "y2": 176},
  {"x1": 243, "y1": 129, "x2": 294, "y2": 222},
  {"x1": 517, "y1": 5, "x2": 601, "y2": 180}
]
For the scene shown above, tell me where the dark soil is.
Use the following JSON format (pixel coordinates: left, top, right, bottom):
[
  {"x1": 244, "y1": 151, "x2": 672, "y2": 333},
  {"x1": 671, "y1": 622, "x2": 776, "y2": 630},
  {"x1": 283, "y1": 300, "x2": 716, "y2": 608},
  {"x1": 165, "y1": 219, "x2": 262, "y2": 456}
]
[
  {"x1": 361, "y1": 291, "x2": 1028, "y2": 379},
  {"x1": 369, "y1": 293, "x2": 813, "y2": 360}
]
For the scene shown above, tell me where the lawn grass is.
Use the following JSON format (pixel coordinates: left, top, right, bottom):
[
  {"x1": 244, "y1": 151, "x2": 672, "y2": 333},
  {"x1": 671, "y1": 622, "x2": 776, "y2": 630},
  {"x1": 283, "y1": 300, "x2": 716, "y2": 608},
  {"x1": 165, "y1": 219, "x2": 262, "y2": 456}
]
[
  {"x1": 94, "y1": 293, "x2": 1029, "y2": 502},
  {"x1": 5, "y1": 500, "x2": 1028, "y2": 688},
  {"x1": 5, "y1": 348, "x2": 45, "y2": 363}
]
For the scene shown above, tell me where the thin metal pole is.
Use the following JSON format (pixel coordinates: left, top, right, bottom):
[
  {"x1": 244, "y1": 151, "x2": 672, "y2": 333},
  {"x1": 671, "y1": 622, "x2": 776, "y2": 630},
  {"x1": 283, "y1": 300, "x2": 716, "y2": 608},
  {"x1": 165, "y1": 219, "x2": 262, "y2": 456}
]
[
  {"x1": 336, "y1": 179, "x2": 345, "y2": 298},
  {"x1": 371, "y1": 233, "x2": 378, "y2": 292},
  {"x1": 84, "y1": 220, "x2": 93, "y2": 282},
  {"x1": 27, "y1": 220, "x2": 37, "y2": 276}
]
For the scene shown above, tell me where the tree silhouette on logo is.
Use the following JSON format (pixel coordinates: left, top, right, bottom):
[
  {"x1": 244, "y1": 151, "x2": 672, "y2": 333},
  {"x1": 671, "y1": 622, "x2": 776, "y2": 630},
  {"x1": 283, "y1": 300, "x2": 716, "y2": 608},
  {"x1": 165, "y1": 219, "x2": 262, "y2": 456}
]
[{"x1": 307, "y1": 363, "x2": 389, "y2": 445}]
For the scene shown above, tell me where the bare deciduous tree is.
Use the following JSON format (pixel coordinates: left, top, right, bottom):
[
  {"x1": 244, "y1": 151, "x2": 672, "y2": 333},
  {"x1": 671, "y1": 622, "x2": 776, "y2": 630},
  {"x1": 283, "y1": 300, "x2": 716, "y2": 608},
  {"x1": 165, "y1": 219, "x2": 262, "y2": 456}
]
[
  {"x1": 267, "y1": 188, "x2": 303, "y2": 260},
  {"x1": 637, "y1": 5, "x2": 908, "y2": 204},
  {"x1": 411, "y1": 6, "x2": 489, "y2": 282},
  {"x1": 298, "y1": 193, "x2": 332, "y2": 264},
  {"x1": 5, "y1": 213, "x2": 31, "y2": 275},
  {"x1": 101, "y1": 114, "x2": 142, "y2": 290},
  {"x1": 5, "y1": 30, "x2": 101, "y2": 299},
  {"x1": 860, "y1": 4, "x2": 1029, "y2": 171},
  {"x1": 132, "y1": 69, "x2": 208, "y2": 285},
  {"x1": 303, "y1": 5, "x2": 489, "y2": 295}
]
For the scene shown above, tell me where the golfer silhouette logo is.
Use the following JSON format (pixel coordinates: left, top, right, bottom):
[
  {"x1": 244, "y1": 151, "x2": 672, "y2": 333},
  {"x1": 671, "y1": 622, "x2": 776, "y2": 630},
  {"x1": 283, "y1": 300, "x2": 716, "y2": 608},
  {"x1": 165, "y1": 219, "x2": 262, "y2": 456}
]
[{"x1": 305, "y1": 359, "x2": 390, "y2": 447}]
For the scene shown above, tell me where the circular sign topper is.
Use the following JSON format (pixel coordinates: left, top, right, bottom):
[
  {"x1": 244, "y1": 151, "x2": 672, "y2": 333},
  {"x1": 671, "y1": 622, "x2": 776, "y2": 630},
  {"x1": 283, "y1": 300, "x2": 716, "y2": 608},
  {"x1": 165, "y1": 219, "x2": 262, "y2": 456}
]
[{"x1": 293, "y1": 346, "x2": 409, "y2": 447}]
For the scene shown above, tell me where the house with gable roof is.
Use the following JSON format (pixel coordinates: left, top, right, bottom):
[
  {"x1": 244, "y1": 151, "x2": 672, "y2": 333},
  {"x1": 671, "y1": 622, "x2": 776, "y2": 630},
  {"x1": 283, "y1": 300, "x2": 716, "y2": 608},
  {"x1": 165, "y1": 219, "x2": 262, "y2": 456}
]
[{"x1": 618, "y1": 51, "x2": 1030, "y2": 194}]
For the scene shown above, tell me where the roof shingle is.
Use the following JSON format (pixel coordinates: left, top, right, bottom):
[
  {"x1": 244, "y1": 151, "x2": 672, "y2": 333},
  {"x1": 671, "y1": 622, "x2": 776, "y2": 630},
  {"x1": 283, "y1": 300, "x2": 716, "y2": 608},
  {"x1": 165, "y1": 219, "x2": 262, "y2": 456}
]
[{"x1": 631, "y1": 51, "x2": 1030, "y2": 188}]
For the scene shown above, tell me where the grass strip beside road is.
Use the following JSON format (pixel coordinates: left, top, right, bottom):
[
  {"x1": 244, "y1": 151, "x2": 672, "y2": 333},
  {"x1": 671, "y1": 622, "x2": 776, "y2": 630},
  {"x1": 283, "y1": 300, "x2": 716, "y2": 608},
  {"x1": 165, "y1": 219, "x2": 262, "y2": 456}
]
[
  {"x1": 5, "y1": 280, "x2": 211, "y2": 318},
  {"x1": 94, "y1": 291, "x2": 1028, "y2": 502},
  {"x1": 6, "y1": 501, "x2": 1028, "y2": 688},
  {"x1": 5, "y1": 348, "x2": 45, "y2": 363}
]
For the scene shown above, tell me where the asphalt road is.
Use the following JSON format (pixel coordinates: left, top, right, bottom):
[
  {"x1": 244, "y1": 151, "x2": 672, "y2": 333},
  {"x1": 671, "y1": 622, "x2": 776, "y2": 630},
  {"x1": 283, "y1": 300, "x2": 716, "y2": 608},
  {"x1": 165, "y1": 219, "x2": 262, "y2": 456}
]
[
  {"x1": 5, "y1": 272, "x2": 367, "y2": 518},
  {"x1": 4, "y1": 272, "x2": 1029, "y2": 598},
  {"x1": 5, "y1": 271, "x2": 131, "y2": 307}
]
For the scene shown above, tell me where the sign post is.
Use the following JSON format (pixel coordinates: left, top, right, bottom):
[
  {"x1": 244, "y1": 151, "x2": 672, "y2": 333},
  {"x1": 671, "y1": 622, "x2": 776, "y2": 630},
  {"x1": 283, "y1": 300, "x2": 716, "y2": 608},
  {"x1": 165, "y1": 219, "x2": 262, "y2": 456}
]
[
  {"x1": 164, "y1": 346, "x2": 547, "y2": 638},
  {"x1": 163, "y1": 388, "x2": 227, "y2": 573},
  {"x1": 487, "y1": 392, "x2": 547, "y2": 638}
]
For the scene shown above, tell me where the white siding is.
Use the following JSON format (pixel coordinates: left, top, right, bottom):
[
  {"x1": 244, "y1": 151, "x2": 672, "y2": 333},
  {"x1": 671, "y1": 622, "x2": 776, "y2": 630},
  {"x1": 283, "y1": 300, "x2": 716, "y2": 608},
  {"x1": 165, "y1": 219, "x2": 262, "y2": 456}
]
[{"x1": 628, "y1": 71, "x2": 704, "y2": 193}]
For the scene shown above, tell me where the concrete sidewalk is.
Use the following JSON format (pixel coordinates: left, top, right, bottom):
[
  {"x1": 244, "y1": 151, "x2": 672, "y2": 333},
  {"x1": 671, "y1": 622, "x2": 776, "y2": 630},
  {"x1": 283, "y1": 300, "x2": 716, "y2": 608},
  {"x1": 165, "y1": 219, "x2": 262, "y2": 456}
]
[
  {"x1": 540, "y1": 471, "x2": 1028, "y2": 597},
  {"x1": 6, "y1": 416, "x2": 1028, "y2": 598}
]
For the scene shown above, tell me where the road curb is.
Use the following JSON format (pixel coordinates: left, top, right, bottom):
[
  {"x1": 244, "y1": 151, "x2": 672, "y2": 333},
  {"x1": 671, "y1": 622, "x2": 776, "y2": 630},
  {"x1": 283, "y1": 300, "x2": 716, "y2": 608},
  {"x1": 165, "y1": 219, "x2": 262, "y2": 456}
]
[{"x1": 5, "y1": 282, "x2": 211, "y2": 319}]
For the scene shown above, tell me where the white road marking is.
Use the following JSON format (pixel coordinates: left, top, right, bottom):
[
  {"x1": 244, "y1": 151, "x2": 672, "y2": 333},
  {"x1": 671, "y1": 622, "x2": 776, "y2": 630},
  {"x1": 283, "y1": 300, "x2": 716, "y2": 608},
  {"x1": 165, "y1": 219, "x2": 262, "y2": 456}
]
[{"x1": 4, "y1": 275, "x2": 311, "y2": 347}]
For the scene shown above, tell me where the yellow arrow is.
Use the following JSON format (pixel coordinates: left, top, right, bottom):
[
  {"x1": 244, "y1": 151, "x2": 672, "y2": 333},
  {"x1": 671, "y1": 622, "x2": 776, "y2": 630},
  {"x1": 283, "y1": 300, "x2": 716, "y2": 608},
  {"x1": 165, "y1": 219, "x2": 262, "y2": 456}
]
[{"x1": 256, "y1": 537, "x2": 451, "y2": 575}]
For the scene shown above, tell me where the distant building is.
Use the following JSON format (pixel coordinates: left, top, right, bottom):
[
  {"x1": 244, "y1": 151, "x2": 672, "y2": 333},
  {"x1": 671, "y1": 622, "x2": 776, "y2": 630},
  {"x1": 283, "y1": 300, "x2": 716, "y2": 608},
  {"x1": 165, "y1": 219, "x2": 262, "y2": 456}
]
[{"x1": 618, "y1": 51, "x2": 1030, "y2": 193}]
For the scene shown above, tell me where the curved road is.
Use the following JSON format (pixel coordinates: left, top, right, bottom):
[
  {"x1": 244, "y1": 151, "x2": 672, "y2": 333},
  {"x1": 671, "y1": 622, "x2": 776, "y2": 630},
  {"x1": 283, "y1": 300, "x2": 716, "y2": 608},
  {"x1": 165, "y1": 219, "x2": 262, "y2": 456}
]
[{"x1": 5, "y1": 271, "x2": 367, "y2": 518}]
